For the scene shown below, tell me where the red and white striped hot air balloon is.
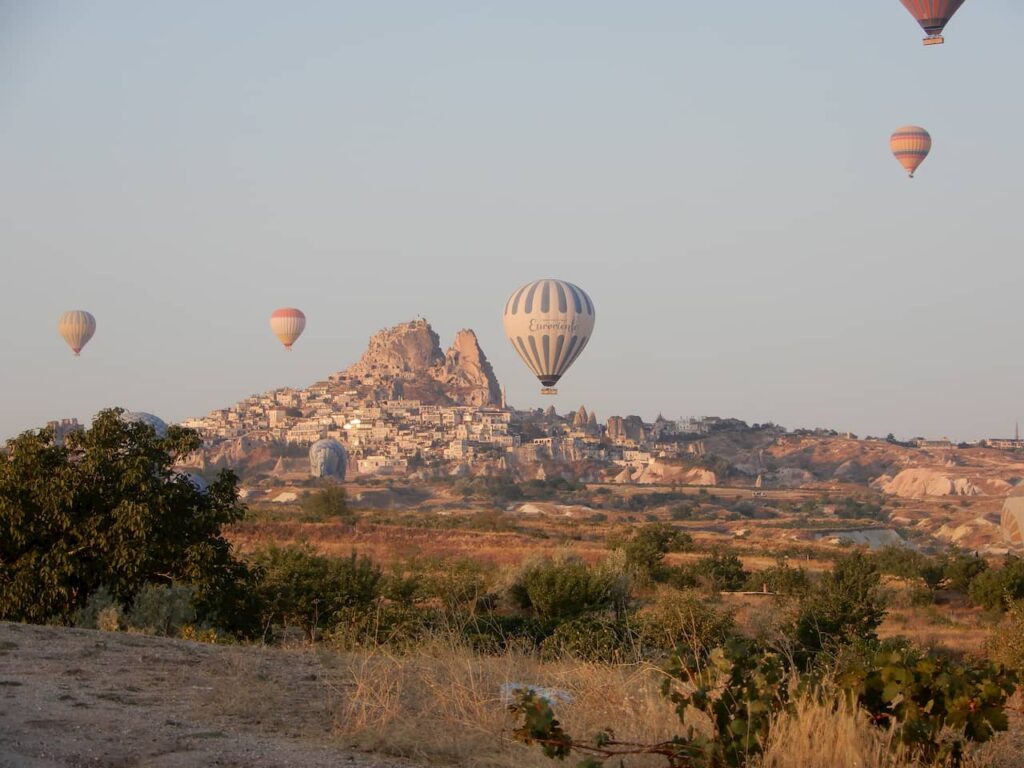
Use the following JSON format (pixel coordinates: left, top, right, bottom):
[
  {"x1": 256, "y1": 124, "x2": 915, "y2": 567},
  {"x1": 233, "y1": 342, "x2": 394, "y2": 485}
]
[
  {"x1": 890, "y1": 126, "x2": 931, "y2": 178},
  {"x1": 270, "y1": 308, "x2": 306, "y2": 350},
  {"x1": 58, "y1": 310, "x2": 96, "y2": 356}
]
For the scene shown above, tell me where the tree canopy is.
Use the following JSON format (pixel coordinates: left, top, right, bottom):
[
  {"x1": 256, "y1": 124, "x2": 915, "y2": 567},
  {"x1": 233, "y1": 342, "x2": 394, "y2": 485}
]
[{"x1": 0, "y1": 408, "x2": 253, "y2": 631}]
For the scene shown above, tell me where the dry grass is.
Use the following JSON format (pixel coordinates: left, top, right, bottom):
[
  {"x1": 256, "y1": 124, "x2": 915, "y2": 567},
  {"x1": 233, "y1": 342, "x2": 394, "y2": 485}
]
[
  {"x1": 327, "y1": 642, "x2": 683, "y2": 767},
  {"x1": 323, "y1": 643, "x2": 1022, "y2": 768}
]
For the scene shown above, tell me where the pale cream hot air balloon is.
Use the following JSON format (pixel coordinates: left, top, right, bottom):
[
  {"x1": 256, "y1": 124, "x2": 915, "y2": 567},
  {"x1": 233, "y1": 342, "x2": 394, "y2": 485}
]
[
  {"x1": 503, "y1": 279, "x2": 595, "y2": 395},
  {"x1": 270, "y1": 308, "x2": 306, "y2": 350},
  {"x1": 58, "y1": 310, "x2": 96, "y2": 356}
]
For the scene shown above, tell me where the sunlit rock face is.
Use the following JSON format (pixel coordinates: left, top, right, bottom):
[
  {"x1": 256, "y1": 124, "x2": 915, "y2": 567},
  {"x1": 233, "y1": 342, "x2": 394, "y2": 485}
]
[
  {"x1": 339, "y1": 320, "x2": 501, "y2": 407},
  {"x1": 309, "y1": 439, "x2": 347, "y2": 479}
]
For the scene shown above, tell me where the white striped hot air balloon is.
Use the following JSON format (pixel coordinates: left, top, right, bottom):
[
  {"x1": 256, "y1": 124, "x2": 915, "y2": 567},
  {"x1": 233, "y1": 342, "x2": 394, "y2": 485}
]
[
  {"x1": 58, "y1": 310, "x2": 96, "y2": 356},
  {"x1": 270, "y1": 307, "x2": 306, "y2": 350},
  {"x1": 890, "y1": 126, "x2": 931, "y2": 178},
  {"x1": 503, "y1": 279, "x2": 595, "y2": 395}
]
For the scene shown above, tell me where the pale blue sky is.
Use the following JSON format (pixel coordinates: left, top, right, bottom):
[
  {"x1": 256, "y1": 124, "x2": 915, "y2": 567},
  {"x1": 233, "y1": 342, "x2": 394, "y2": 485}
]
[{"x1": 2, "y1": 1, "x2": 1022, "y2": 442}]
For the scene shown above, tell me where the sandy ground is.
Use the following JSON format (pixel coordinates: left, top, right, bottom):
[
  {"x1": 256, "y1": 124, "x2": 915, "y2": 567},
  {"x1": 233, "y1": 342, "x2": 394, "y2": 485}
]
[{"x1": 0, "y1": 621, "x2": 417, "y2": 768}]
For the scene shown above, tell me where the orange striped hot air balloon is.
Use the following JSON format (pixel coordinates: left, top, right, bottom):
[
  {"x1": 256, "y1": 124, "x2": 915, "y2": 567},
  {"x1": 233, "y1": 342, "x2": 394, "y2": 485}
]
[
  {"x1": 890, "y1": 126, "x2": 931, "y2": 178},
  {"x1": 58, "y1": 310, "x2": 96, "y2": 356},
  {"x1": 899, "y1": 0, "x2": 966, "y2": 45},
  {"x1": 270, "y1": 308, "x2": 306, "y2": 350}
]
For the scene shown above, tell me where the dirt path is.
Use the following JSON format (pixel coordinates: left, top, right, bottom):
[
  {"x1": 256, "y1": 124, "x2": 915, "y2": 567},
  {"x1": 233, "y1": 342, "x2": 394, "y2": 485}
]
[{"x1": 0, "y1": 621, "x2": 417, "y2": 768}]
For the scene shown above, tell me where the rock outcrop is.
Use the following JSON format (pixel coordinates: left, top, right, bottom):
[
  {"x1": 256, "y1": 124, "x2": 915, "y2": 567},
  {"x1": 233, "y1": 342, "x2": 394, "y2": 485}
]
[
  {"x1": 878, "y1": 468, "x2": 987, "y2": 498},
  {"x1": 435, "y1": 329, "x2": 502, "y2": 407},
  {"x1": 337, "y1": 320, "x2": 501, "y2": 406}
]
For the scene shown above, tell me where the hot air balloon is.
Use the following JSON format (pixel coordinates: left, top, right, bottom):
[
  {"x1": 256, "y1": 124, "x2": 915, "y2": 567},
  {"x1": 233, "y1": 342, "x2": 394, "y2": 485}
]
[
  {"x1": 270, "y1": 307, "x2": 306, "y2": 350},
  {"x1": 503, "y1": 279, "x2": 595, "y2": 395},
  {"x1": 890, "y1": 126, "x2": 931, "y2": 178},
  {"x1": 900, "y1": 0, "x2": 966, "y2": 45},
  {"x1": 58, "y1": 310, "x2": 96, "y2": 356}
]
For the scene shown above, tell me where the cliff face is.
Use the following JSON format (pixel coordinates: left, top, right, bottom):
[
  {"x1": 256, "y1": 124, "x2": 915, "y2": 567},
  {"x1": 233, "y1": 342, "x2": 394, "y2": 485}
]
[
  {"x1": 436, "y1": 329, "x2": 502, "y2": 407},
  {"x1": 339, "y1": 320, "x2": 501, "y2": 407}
]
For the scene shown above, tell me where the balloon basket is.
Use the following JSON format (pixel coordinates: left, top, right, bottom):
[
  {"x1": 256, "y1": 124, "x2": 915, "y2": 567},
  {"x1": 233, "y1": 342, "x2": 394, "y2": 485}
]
[
  {"x1": 922, "y1": 36, "x2": 944, "y2": 45},
  {"x1": 540, "y1": 388, "x2": 558, "y2": 395}
]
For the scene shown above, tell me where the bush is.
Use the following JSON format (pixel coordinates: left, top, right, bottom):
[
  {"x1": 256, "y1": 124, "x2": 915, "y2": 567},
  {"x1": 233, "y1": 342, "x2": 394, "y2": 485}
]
[
  {"x1": 609, "y1": 523, "x2": 692, "y2": 582},
  {"x1": 508, "y1": 554, "x2": 629, "y2": 621},
  {"x1": 988, "y1": 600, "x2": 1024, "y2": 672},
  {"x1": 540, "y1": 616, "x2": 632, "y2": 663},
  {"x1": 127, "y1": 584, "x2": 197, "y2": 635},
  {"x1": 834, "y1": 496, "x2": 886, "y2": 521},
  {"x1": 943, "y1": 550, "x2": 987, "y2": 592},
  {"x1": 300, "y1": 486, "x2": 353, "y2": 522},
  {"x1": 691, "y1": 549, "x2": 749, "y2": 592},
  {"x1": 967, "y1": 556, "x2": 1024, "y2": 611},
  {"x1": 253, "y1": 545, "x2": 382, "y2": 641},
  {"x1": 743, "y1": 561, "x2": 810, "y2": 596},
  {"x1": 513, "y1": 637, "x2": 1018, "y2": 768},
  {"x1": 637, "y1": 589, "x2": 735, "y2": 658},
  {"x1": 871, "y1": 545, "x2": 926, "y2": 581},
  {"x1": 72, "y1": 587, "x2": 122, "y2": 630},
  {"x1": 795, "y1": 552, "x2": 886, "y2": 658}
]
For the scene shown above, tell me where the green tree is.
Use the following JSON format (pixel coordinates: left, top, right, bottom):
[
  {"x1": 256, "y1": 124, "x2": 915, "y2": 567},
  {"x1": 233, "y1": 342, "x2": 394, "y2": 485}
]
[
  {"x1": 0, "y1": 409, "x2": 254, "y2": 632},
  {"x1": 795, "y1": 551, "x2": 887, "y2": 657}
]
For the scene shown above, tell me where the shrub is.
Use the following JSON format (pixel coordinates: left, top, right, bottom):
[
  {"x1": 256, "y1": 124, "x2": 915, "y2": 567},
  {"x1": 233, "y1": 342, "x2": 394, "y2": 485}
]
[
  {"x1": 795, "y1": 551, "x2": 886, "y2": 658},
  {"x1": 637, "y1": 589, "x2": 735, "y2": 658},
  {"x1": 967, "y1": 556, "x2": 1024, "y2": 611},
  {"x1": 127, "y1": 584, "x2": 197, "y2": 635},
  {"x1": 743, "y1": 561, "x2": 810, "y2": 596},
  {"x1": 943, "y1": 550, "x2": 987, "y2": 592},
  {"x1": 609, "y1": 523, "x2": 692, "y2": 582},
  {"x1": 72, "y1": 587, "x2": 121, "y2": 629},
  {"x1": 691, "y1": 549, "x2": 749, "y2": 592},
  {"x1": 871, "y1": 545, "x2": 926, "y2": 581},
  {"x1": 988, "y1": 600, "x2": 1024, "y2": 672},
  {"x1": 420, "y1": 557, "x2": 491, "y2": 615},
  {"x1": 253, "y1": 545, "x2": 382, "y2": 641},
  {"x1": 300, "y1": 486, "x2": 353, "y2": 522},
  {"x1": 540, "y1": 616, "x2": 632, "y2": 663},
  {"x1": 508, "y1": 554, "x2": 629, "y2": 621},
  {"x1": 513, "y1": 638, "x2": 1018, "y2": 768}
]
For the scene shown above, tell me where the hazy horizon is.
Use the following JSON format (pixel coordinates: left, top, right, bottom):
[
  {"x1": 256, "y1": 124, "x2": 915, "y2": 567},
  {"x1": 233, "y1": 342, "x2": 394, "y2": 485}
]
[{"x1": 3, "y1": 1, "x2": 1023, "y2": 443}]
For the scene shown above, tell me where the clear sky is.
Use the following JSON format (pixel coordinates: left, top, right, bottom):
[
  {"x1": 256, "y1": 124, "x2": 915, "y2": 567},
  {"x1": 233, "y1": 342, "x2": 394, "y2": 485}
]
[{"x1": 2, "y1": 1, "x2": 1022, "y2": 442}]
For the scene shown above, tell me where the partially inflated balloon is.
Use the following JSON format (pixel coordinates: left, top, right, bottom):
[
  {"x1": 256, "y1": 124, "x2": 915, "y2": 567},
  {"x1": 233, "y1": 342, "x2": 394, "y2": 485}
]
[
  {"x1": 899, "y1": 0, "x2": 966, "y2": 45},
  {"x1": 270, "y1": 308, "x2": 306, "y2": 350},
  {"x1": 58, "y1": 310, "x2": 96, "y2": 356},
  {"x1": 890, "y1": 126, "x2": 931, "y2": 178},
  {"x1": 503, "y1": 279, "x2": 595, "y2": 395}
]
